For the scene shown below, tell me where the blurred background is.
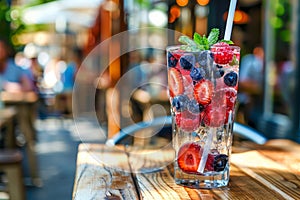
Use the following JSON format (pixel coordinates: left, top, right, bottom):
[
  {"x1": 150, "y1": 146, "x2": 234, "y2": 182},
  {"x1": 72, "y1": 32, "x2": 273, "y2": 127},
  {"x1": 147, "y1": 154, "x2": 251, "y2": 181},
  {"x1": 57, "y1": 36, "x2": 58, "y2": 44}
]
[{"x1": 0, "y1": 0, "x2": 299, "y2": 199}]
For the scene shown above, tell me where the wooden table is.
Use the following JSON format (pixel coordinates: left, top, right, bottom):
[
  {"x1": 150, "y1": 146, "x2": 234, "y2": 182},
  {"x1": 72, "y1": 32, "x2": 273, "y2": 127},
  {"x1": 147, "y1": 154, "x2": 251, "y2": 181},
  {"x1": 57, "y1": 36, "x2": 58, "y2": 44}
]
[
  {"x1": 1, "y1": 91, "x2": 41, "y2": 186},
  {"x1": 72, "y1": 140, "x2": 300, "y2": 200}
]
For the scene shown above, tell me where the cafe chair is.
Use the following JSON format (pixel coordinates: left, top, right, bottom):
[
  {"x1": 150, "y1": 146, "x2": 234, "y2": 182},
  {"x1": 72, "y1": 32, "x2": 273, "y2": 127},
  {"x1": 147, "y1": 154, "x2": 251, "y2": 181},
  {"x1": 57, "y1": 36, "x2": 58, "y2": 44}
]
[
  {"x1": 0, "y1": 149, "x2": 25, "y2": 200},
  {"x1": 106, "y1": 115, "x2": 267, "y2": 146}
]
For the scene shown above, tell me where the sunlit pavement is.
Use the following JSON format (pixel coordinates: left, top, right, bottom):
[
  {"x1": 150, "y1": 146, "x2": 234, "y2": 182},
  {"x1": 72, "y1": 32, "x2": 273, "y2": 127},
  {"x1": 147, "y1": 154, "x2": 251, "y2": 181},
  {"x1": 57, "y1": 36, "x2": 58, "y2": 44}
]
[{"x1": 25, "y1": 118, "x2": 106, "y2": 200}]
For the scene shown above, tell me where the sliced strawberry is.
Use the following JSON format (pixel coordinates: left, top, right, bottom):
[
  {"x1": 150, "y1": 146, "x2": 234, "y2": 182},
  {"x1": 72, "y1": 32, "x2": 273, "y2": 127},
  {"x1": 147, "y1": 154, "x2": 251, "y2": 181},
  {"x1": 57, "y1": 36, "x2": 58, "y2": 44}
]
[
  {"x1": 177, "y1": 142, "x2": 202, "y2": 173},
  {"x1": 203, "y1": 103, "x2": 226, "y2": 127},
  {"x1": 175, "y1": 110, "x2": 201, "y2": 132},
  {"x1": 168, "y1": 68, "x2": 184, "y2": 97},
  {"x1": 193, "y1": 80, "x2": 213, "y2": 105},
  {"x1": 182, "y1": 75, "x2": 194, "y2": 98}
]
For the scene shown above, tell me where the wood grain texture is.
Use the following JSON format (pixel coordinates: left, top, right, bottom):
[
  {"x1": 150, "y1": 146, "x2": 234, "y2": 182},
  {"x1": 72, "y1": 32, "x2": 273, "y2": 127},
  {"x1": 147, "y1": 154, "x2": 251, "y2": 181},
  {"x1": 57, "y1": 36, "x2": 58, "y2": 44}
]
[
  {"x1": 73, "y1": 144, "x2": 139, "y2": 200},
  {"x1": 73, "y1": 140, "x2": 300, "y2": 200}
]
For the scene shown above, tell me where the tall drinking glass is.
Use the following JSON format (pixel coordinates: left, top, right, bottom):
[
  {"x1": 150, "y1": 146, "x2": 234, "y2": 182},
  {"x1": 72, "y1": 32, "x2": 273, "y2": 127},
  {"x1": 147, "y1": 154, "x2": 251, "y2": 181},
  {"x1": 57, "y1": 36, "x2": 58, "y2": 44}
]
[{"x1": 167, "y1": 43, "x2": 240, "y2": 188}]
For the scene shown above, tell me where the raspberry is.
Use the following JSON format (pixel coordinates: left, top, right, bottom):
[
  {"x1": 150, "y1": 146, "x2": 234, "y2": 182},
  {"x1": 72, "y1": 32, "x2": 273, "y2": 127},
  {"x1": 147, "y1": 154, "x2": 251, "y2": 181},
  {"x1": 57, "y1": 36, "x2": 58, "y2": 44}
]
[
  {"x1": 175, "y1": 110, "x2": 201, "y2": 132},
  {"x1": 211, "y1": 42, "x2": 234, "y2": 64}
]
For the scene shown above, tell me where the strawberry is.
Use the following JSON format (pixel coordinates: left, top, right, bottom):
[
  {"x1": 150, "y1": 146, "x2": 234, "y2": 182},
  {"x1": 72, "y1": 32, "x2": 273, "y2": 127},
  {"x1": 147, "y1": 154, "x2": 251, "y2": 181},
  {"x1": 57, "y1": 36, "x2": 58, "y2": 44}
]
[
  {"x1": 211, "y1": 42, "x2": 234, "y2": 64},
  {"x1": 225, "y1": 88, "x2": 237, "y2": 110},
  {"x1": 182, "y1": 75, "x2": 194, "y2": 98},
  {"x1": 168, "y1": 68, "x2": 184, "y2": 97},
  {"x1": 177, "y1": 142, "x2": 202, "y2": 173},
  {"x1": 204, "y1": 153, "x2": 215, "y2": 171},
  {"x1": 193, "y1": 80, "x2": 213, "y2": 105},
  {"x1": 175, "y1": 110, "x2": 201, "y2": 132},
  {"x1": 203, "y1": 103, "x2": 226, "y2": 127}
]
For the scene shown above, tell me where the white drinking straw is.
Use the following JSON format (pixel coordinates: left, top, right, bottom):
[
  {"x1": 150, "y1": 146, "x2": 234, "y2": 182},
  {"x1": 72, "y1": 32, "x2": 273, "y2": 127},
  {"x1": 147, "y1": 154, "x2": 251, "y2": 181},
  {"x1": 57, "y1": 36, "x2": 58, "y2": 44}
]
[
  {"x1": 197, "y1": 127, "x2": 215, "y2": 173},
  {"x1": 224, "y1": 0, "x2": 238, "y2": 40}
]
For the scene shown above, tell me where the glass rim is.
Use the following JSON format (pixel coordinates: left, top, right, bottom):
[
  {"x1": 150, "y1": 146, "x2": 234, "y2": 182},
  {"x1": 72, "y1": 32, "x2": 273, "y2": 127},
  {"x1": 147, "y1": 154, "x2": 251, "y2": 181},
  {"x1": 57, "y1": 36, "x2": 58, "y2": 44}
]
[{"x1": 166, "y1": 44, "x2": 240, "y2": 52}]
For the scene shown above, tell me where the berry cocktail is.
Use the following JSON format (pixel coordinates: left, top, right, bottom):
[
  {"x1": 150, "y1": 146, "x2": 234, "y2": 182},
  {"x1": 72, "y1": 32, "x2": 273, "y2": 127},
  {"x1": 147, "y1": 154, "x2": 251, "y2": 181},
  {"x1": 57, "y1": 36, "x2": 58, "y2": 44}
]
[{"x1": 167, "y1": 29, "x2": 240, "y2": 188}]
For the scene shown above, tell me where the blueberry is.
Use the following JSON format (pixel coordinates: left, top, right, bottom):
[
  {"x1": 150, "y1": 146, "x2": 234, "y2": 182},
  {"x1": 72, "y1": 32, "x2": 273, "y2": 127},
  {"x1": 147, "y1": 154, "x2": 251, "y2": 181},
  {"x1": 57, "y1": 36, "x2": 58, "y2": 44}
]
[
  {"x1": 214, "y1": 69, "x2": 225, "y2": 78},
  {"x1": 213, "y1": 154, "x2": 228, "y2": 172},
  {"x1": 224, "y1": 71, "x2": 238, "y2": 87},
  {"x1": 187, "y1": 99, "x2": 204, "y2": 114},
  {"x1": 190, "y1": 67, "x2": 206, "y2": 81},
  {"x1": 172, "y1": 95, "x2": 189, "y2": 111},
  {"x1": 168, "y1": 52, "x2": 178, "y2": 67},
  {"x1": 180, "y1": 54, "x2": 195, "y2": 70},
  {"x1": 197, "y1": 50, "x2": 213, "y2": 67}
]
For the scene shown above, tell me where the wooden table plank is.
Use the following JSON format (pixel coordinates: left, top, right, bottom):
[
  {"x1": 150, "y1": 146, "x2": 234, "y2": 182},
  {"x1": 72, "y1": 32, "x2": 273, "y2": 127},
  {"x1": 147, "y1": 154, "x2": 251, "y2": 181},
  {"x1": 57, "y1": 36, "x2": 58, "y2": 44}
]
[
  {"x1": 73, "y1": 140, "x2": 300, "y2": 200},
  {"x1": 135, "y1": 162, "x2": 288, "y2": 200},
  {"x1": 73, "y1": 144, "x2": 139, "y2": 200},
  {"x1": 231, "y1": 150, "x2": 300, "y2": 199},
  {"x1": 125, "y1": 145, "x2": 175, "y2": 173}
]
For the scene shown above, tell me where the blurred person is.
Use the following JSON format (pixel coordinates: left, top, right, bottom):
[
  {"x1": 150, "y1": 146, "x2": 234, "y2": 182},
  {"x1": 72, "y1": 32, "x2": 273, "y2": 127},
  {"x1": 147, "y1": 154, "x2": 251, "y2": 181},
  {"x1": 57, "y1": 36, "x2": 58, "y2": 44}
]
[
  {"x1": 277, "y1": 59, "x2": 294, "y2": 116},
  {"x1": 28, "y1": 56, "x2": 43, "y2": 90},
  {"x1": 0, "y1": 38, "x2": 34, "y2": 92},
  {"x1": 56, "y1": 48, "x2": 83, "y2": 116},
  {"x1": 0, "y1": 38, "x2": 38, "y2": 141},
  {"x1": 238, "y1": 46, "x2": 264, "y2": 127},
  {"x1": 61, "y1": 48, "x2": 82, "y2": 92}
]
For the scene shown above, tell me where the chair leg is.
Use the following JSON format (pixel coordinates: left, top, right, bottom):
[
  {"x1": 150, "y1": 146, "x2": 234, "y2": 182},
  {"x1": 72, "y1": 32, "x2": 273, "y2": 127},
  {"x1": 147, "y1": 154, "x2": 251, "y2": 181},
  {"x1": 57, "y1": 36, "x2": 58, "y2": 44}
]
[{"x1": 5, "y1": 164, "x2": 25, "y2": 200}]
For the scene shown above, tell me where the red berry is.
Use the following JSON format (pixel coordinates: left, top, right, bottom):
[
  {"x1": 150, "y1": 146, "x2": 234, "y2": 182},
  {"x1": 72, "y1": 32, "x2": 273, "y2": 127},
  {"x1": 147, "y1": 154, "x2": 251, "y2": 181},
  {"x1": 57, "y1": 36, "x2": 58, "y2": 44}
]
[
  {"x1": 203, "y1": 103, "x2": 226, "y2": 127},
  {"x1": 193, "y1": 80, "x2": 213, "y2": 105},
  {"x1": 204, "y1": 151, "x2": 228, "y2": 172},
  {"x1": 177, "y1": 142, "x2": 202, "y2": 173},
  {"x1": 211, "y1": 42, "x2": 234, "y2": 64},
  {"x1": 225, "y1": 88, "x2": 237, "y2": 109},
  {"x1": 204, "y1": 153, "x2": 215, "y2": 171},
  {"x1": 168, "y1": 68, "x2": 184, "y2": 97},
  {"x1": 175, "y1": 110, "x2": 201, "y2": 132}
]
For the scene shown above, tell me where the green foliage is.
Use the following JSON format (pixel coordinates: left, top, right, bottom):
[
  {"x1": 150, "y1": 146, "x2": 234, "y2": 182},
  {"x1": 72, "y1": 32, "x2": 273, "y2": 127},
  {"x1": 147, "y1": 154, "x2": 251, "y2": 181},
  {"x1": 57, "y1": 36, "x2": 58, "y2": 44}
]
[
  {"x1": 178, "y1": 28, "x2": 233, "y2": 51},
  {"x1": 134, "y1": 0, "x2": 151, "y2": 8}
]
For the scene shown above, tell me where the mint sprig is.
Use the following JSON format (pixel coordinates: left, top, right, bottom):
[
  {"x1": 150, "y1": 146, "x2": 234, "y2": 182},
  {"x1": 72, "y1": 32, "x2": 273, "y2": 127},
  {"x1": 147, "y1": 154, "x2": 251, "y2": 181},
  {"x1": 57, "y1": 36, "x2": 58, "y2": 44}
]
[
  {"x1": 179, "y1": 28, "x2": 233, "y2": 51},
  {"x1": 207, "y1": 28, "x2": 219, "y2": 46}
]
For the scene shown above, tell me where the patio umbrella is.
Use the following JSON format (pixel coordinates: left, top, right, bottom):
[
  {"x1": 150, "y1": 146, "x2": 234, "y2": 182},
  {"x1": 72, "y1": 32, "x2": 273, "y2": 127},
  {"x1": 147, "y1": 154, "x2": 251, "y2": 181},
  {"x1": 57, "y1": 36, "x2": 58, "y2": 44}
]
[{"x1": 22, "y1": 0, "x2": 103, "y2": 28}]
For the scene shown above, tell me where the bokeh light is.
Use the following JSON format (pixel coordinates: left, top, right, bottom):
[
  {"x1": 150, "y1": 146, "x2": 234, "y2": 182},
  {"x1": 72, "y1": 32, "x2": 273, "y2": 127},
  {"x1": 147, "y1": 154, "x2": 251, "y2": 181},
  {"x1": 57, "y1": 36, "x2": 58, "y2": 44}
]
[
  {"x1": 169, "y1": 5, "x2": 181, "y2": 23},
  {"x1": 223, "y1": 10, "x2": 249, "y2": 24},
  {"x1": 176, "y1": 0, "x2": 188, "y2": 7},
  {"x1": 197, "y1": 0, "x2": 210, "y2": 6}
]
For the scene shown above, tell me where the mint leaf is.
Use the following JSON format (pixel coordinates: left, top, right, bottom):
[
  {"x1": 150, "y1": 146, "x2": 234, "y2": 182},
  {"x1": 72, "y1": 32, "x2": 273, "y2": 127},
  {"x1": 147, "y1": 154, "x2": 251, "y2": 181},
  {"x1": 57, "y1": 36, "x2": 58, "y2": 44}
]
[
  {"x1": 201, "y1": 35, "x2": 209, "y2": 50},
  {"x1": 179, "y1": 36, "x2": 197, "y2": 47},
  {"x1": 178, "y1": 28, "x2": 230, "y2": 51},
  {"x1": 208, "y1": 28, "x2": 219, "y2": 46},
  {"x1": 220, "y1": 39, "x2": 234, "y2": 44},
  {"x1": 193, "y1": 32, "x2": 202, "y2": 46}
]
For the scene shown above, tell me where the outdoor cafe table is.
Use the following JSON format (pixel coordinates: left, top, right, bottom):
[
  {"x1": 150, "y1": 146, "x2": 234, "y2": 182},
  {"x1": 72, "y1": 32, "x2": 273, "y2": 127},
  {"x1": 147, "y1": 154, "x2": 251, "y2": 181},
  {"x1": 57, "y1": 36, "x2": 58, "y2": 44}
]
[
  {"x1": 72, "y1": 139, "x2": 300, "y2": 200},
  {"x1": 1, "y1": 91, "x2": 41, "y2": 186}
]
